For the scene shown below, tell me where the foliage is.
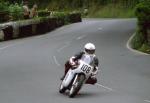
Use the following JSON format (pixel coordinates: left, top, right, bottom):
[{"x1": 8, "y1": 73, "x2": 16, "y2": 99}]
[
  {"x1": 1, "y1": 0, "x2": 142, "y2": 19},
  {"x1": 138, "y1": 43, "x2": 150, "y2": 54},
  {"x1": 135, "y1": 0, "x2": 150, "y2": 26},
  {"x1": 51, "y1": 12, "x2": 70, "y2": 24},
  {"x1": 51, "y1": 12, "x2": 69, "y2": 18},
  {"x1": 88, "y1": 4, "x2": 135, "y2": 18},
  {"x1": 4, "y1": 0, "x2": 141, "y2": 10},
  {"x1": 9, "y1": 3, "x2": 23, "y2": 20},
  {"x1": 28, "y1": 0, "x2": 141, "y2": 9},
  {"x1": 38, "y1": 10, "x2": 50, "y2": 17},
  {"x1": 131, "y1": 0, "x2": 150, "y2": 54},
  {"x1": 0, "y1": 2, "x2": 23, "y2": 22},
  {"x1": 131, "y1": 30, "x2": 145, "y2": 49},
  {"x1": 0, "y1": 2, "x2": 9, "y2": 12},
  {"x1": 0, "y1": 2, "x2": 9, "y2": 23},
  {"x1": 33, "y1": 0, "x2": 140, "y2": 18},
  {"x1": 134, "y1": 0, "x2": 150, "y2": 45}
]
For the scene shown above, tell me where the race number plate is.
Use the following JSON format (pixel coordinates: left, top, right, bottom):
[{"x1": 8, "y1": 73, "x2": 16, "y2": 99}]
[{"x1": 79, "y1": 61, "x2": 93, "y2": 74}]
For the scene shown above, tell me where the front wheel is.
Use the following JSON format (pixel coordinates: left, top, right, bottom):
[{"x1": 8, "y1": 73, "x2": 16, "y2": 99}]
[
  {"x1": 59, "y1": 82, "x2": 67, "y2": 93},
  {"x1": 69, "y1": 74, "x2": 85, "y2": 98}
]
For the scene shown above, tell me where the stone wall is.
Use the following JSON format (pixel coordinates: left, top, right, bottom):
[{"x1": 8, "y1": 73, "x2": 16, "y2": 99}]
[{"x1": 0, "y1": 13, "x2": 82, "y2": 41}]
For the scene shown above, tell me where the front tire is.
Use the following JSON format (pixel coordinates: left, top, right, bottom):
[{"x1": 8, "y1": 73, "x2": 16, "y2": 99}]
[
  {"x1": 69, "y1": 74, "x2": 85, "y2": 98},
  {"x1": 59, "y1": 82, "x2": 67, "y2": 93}
]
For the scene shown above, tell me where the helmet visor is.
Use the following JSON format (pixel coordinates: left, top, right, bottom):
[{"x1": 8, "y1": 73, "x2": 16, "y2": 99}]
[{"x1": 85, "y1": 49, "x2": 95, "y2": 54}]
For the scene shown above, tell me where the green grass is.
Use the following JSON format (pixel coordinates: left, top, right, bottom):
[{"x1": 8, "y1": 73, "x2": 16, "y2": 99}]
[
  {"x1": 131, "y1": 31, "x2": 144, "y2": 49},
  {"x1": 87, "y1": 4, "x2": 135, "y2": 18},
  {"x1": 38, "y1": 2, "x2": 136, "y2": 18},
  {"x1": 138, "y1": 43, "x2": 150, "y2": 54},
  {"x1": 131, "y1": 31, "x2": 150, "y2": 54}
]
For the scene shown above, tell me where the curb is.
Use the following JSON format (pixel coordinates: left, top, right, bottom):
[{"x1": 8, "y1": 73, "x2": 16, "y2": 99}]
[{"x1": 126, "y1": 33, "x2": 150, "y2": 55}]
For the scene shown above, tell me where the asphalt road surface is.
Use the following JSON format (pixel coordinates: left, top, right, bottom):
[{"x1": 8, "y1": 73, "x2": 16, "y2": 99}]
[{"x1": 0, "y1": 19, "x2": 150, "y2": 103}]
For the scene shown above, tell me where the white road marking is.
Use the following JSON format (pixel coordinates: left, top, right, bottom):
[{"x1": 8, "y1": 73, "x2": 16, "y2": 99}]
[
  {"x1": 0, "y1": 40, "x2": 27, "y2": 51},
  {"x1": 98, "y1": 27, "x2": 103, "y2": 30},
  {"x1": 53, "y1": 56, "x2": 61, "y2": 66},
  {"x1": 76, "y1": 35, "x2": 87, "y2": 40},
  {"x1": 57, "y1": 42, "x2": 70, "y2": 52},
  {"x1": 144, "y1": 100, "x2": 150, "y2": 103},
  {"x1": 0, "y1": 44, "x2": 18, "y2": 50},
  {"x1": 34, "y1": 35, "x2": 45, "y2": 39},
  {"x1": 95, "y1": 83, "x2": 114, "y2": 91},
  {"x1": 126, "y1": 33, "x2": 150, "y2": 55}
]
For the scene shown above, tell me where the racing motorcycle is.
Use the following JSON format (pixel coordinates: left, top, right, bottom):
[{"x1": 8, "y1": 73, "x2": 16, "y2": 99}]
[{"x1": 59, "y1": 60, "x2": 95, "y2": 98}]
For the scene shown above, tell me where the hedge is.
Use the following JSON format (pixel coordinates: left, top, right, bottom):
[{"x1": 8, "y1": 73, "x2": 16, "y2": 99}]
[
  {"x1": 135, "y1": 0, "x2": 150, "y2": 45},
  {"x1": 38, "y1": 10, "x2": 51, "y2": 17}
]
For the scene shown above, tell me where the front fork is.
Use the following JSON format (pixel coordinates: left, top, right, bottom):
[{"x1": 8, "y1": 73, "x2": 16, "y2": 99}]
[
  {"x1": 72, "y1": 75, "x2": 78, "y2": 87},
  {"x1": 62, "y1": 69, "x2": 74, "y2": 88}
]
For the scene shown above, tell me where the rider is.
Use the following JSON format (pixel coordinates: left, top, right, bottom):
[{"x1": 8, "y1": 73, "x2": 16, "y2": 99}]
[{"x1": 61, "y1": 43, "x2": 99, "y2": 85}]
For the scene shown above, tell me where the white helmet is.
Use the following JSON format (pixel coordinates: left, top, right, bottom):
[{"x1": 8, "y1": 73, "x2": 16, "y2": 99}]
[{"x1": 84, "y1": 43, "x2": 96, "y2": 54}]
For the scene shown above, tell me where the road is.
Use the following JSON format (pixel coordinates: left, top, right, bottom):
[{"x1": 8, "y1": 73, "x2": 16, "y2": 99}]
[{"x1": 0, "y1": 19, "x2": 150, "y2": 103}]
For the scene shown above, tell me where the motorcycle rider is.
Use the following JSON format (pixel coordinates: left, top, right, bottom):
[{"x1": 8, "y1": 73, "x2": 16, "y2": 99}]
[{"x1": 61, "y1": 43, "x2": 99, "y2": 85}]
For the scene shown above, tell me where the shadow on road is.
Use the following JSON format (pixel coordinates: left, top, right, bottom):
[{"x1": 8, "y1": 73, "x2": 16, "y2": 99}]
[
  {"x1": 58, "y1": 90, "x2": 110, "y2": 99},
  {"x1": 75, "y1": 91, "x2": 109, "y2": 99}
]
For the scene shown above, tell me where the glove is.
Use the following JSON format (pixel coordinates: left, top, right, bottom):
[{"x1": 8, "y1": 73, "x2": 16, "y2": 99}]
[{"x1": 69, "y1": 57, "x2": 76, "y2": 66}]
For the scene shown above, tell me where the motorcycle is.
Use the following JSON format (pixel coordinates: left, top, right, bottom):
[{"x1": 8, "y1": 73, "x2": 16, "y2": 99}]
[{"x1": 59, "y1": 60, "x2": 95, "y2": 98}]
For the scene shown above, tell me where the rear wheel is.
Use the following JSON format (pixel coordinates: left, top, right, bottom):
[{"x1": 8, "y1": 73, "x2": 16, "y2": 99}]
[{"x1": 69, "y1": 74, "x2": 85, "y2": 98}]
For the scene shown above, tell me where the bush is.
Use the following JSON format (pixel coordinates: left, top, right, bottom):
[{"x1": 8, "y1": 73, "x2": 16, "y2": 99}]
[
  {"x1": 88, "y1": 3, "x2": 135, "y2": 18},
  {"x1": 135, "y1": 0, "x2": 150, "y2": 25},
  {"x1": 51, "y1": 12, "x2": 70, "y2": 24},
  {"x1": 131, "y1": 30, "x2": 144, "y2": 49},
  {"x1": 38, "y1": 10, "x2": 51, "y2": 17},
  {"x1": 131, "y1": 0, "x2": 150, "y2": 52},
  {"x1": 51, "y1": 12, "x2": 67, "y2": 18},
  {"x1": 9, "y1": 3, "x2": 23, "y2": 21},
  {"x1": 68, "y1": 12, "x2": 82, "y2": 23},
  {"x1": 138, "y1": 43, "x2": 150, "y2": 54},
  {"x1": 0, "y1": 2, "x2": 9, "y2": 12},
  {"x1": 0, "y1": 2, "x2": 9, "y2": 23},
  {"x1": 135, "y1": 1, "x2": 150, "y2": 32}
]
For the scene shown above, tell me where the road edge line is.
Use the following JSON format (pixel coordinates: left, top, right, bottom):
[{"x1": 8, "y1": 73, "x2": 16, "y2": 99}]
[
  {"x1": 144, "y1": 100, "x2": 150, "y2": 103},
  {"x1": 95, "y1": 83, "x2": 114, "y2": 91},
  {"x1": 53, "y1": 56, "x2": 61, "y2": 66},
  {"x1": 126, "y1": 33, "x2": 150, "y2": 55}
]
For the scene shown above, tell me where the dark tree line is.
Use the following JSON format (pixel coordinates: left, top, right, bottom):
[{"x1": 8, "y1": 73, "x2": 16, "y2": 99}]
[{"x1": 3, "y1": 0, "x2": 141, "y2": 8}]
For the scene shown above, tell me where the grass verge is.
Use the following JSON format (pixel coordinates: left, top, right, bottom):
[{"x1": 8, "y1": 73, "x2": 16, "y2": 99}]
[
  {"x1": 131, "y1": 31, "x2": 150, "y2": 54},
  {"x1": 138, "y1": 44, "x2": 150, "y2": 54},
  {"x1": 87, "y1": 4, "x2": 135, "y2": 18}
]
